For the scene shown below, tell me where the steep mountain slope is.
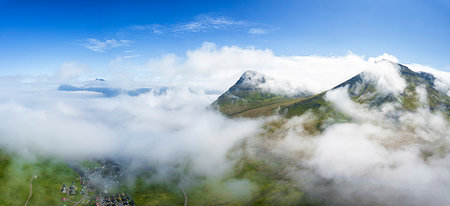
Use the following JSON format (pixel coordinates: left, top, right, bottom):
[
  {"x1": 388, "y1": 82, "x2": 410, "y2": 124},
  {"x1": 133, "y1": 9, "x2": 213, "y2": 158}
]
[
  {"x1": 214, "y1": 63, "x2": 450, "y2": 119},
  {"x1": 332, "y1": 63, "x2": 449, "y2": 110},
  {"x1": 212, "y1": 70, "x2": 312, "y2": 116}
]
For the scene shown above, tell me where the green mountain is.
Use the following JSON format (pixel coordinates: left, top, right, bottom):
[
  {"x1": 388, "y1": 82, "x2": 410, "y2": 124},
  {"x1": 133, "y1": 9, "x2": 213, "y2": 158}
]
[
  {"x1": 214, "y1": 63, "x2": 450, "y2": 119},
  {"x1": 2, "y1": 63, "x2": 448, "y2": 206},
  {"x1": 212, "y1": 70, "x2": 312, "y2": 116},
  {"x1": 332, "y1": 63, "x2": 449, "y2": 111}
]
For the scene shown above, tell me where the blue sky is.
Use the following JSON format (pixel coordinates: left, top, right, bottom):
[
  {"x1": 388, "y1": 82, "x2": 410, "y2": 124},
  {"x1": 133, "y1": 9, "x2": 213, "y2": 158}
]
[{"x1": 0, "y1": 0, "x2": 449, "y2": 75}]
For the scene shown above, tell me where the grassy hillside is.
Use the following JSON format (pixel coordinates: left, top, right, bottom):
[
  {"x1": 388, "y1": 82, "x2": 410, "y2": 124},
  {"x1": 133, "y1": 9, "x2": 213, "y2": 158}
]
[
  {"x1": 0, "y1": 150, "x2": 85, "y2": 205},
  {"x1": 0, "y1": 149, "x2": 321, "y2": 206},
  {"x1": 213, "y1": 89, "x2": 291, "y2": 116},
  {"x1": 212, "y1": 70, "x2": 312, "y2": 117},
  {"x1": 214, "y1": 63, "x2": 450, "y2": 121},
  {"x1": 1, "y1": 64, "x2": 448, "y2": 206}
]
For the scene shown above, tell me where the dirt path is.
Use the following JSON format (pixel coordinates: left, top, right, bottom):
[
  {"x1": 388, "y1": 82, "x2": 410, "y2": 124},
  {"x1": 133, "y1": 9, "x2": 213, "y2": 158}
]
[
  {"x1": 180, "y1": 187, "x2": 188, "y2": 206},
  {"x1": 24, "y1": 175, "x2": 36, "y2": 206}
]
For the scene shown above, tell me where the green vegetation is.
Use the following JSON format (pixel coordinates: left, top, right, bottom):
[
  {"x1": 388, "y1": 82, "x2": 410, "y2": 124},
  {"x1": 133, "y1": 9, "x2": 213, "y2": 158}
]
[
  {"x1": 214, "y1": 63, "x2": 450, "y2": 123},
  {"x1": 0, "y1": 150, "x2": 85, "y2": 205},
  {"x1": 127, "y1": 178, "x2": 183, "y2": 206},
  {"x1": 213, "y1": 89, "x2": 292, "y2": 116},
  {"x1": 212, "y1": 70, "x2": 312, "y2": 117},
  {"x1": 1, "y1": 64, "x2": 449, "y2": 206},
  {"x1": 399, "y1": 64, "x2": 450, "y2": 113},
  {"x1": 0, "y1": 149, "x2": 320, "y2": 206},
  {"x1": 123, "y1": 151, "x2": 321, "y2": 206}
]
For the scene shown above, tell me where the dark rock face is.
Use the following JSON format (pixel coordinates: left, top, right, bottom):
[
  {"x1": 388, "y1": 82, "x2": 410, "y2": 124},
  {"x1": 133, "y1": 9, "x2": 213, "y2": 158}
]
[{"x1": 418, "y1": 71, "x2": 436, "y2": 86}]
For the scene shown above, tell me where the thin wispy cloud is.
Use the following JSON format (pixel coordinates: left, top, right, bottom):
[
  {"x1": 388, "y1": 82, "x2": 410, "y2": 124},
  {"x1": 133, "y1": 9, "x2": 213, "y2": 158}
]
[
  {"x1": 172, "y1": 15, "x2": 246, "y2": 33},
  {"x1": 249, "y1": 28, "x2": 268, "y2": 34},
  {"x1": 120, "y1": 50, "x2": 141, "y2": 59},
  {"x1": 125, "y1": 15, "x2": 269, "y2": 36},
  {"x1": 128, "y1": 24, "x2": 164, "y2": 35},
  {"x1": 82, "y1": 38, "x2": 132, "y2": 52}
]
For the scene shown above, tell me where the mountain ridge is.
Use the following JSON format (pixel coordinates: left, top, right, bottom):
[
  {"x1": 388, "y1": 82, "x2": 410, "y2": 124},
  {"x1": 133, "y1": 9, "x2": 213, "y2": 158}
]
[
  {"x1": 211, "y1": 70, "x2": 312, "y2": 116},
  {"x1": 213, "y1": 63, "x2": 450, "y2": 119}
]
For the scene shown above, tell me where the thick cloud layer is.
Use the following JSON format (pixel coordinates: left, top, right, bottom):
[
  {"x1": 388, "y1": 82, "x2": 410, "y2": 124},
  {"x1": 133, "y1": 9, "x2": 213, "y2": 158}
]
[
  {"x1": 140, "y1": 43, "x2": 449, "y2": 95},
  {"x1": 0, "y1": 83, "x2": 261, "y2": 177},
  {"x1": 267, "y1": 87, "x2": 450, "y2": 206},
  {"x1": 407, "y1": 63, "x2": 450, "y2": 96},
  {"x1": 64, "y1": 42, "x2": 450, "y2": 96},
  {"x1": 0, "y1": 45, "x2": 449, "y2": 205}
]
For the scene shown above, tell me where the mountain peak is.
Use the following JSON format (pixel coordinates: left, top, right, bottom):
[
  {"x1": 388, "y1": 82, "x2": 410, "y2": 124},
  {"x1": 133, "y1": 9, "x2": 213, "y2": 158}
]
[
  {"x1": 212, "y1": 70, "x2": 313, "y2": 116},
  {"x1": 374, "y1": 58, "x2": 396, "y2": 64},
  {"x1": 241, "y1": 70, "x2": 261, "y2": 77},
  {"x1": 231, "y1": 70, "x2": 267, "y2": 90},
  {"x1": 213, "y1": 64, "x2": 449, "y2": 118}
]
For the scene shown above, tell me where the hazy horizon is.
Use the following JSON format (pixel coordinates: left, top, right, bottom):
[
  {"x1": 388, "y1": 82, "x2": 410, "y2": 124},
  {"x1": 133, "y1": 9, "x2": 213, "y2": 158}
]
[{"x1": 0, "y1": 1, "x2": 449, "y2": 206}]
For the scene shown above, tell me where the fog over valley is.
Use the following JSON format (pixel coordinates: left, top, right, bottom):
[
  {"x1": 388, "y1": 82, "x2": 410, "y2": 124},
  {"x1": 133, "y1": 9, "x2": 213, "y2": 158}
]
[
  {"x1": 1, "y1": 1, "x2": 449, "y2": 205},
  {"x1": 0, "y1": 49, "x2": 449, "y2": 205}
]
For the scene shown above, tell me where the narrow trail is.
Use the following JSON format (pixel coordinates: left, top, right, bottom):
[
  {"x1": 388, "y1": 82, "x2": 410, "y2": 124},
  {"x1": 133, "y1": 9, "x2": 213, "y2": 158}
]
[
  {"x1": 24, "y1": 175, "x2": 36, "y2": 206},
  {"x1": 180, "y1": 187, "x2": 188, "y2": 206}
]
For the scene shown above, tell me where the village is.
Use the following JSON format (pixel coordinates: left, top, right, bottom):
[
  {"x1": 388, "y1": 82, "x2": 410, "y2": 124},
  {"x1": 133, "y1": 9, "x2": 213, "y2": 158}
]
[
  {"x1": 59, "y1": 160, "x2": 135, "y2": 206},
  {"x1": 60, "y1": 176, "x2": 136, "y2": 206}
]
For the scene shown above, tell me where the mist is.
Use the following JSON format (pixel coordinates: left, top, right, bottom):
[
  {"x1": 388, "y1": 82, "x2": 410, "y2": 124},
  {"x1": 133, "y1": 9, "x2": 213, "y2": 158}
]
[
  {"x1": 261, "y1": 87, "x2": 450, "y2": 206},
  {"x1": 0, "y1": 82, "x2": 262, "y2": 177},
  {"x1": 0, "y1": 49, "x2": 449, "y2": 205}
]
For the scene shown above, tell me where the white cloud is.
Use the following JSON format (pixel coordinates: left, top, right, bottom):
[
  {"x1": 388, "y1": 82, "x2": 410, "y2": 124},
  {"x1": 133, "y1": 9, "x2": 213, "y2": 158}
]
[
  {"x1": 362, "y1": 60, "x2": 407, "y2": 95},
  {"x1": 127, "y1": 24, "x2": 165, "y2": 34},
  {"x1": 0, "y1": 82, "x2": 262, "y2": 177},
  {"x1": 74, "y1": 42, "x2": 449, "y2": 97},
  {"x1": 249, "y1": 28, "x2": 268, "y2": 34},
  {"x1": 56, "y1": 62, "x2": 89, "y2": 81},
  {"x1": 82, "y1": 38, "x2": 132, "y2": 52},
  {"x1": 125, "y1": 15, "x2": 270, "y2": 36},
  {"x1": 267, "y1": 89, "x2": 450, "y2": 206},
  {"x1": 1, "y1": 43, "x2": 449, "y2": 205},
  {"x1": 173, "y1": 15, "x2": 246, "y2": 33},
  {"x1": 325, "y1": 86, "x2": 372, "y2": 121},
  {"x1": 113, "y1": 50, "x2": 142, "y2": 63},
  {"x1": 368, "y1": 53, "x2": 399, "y2": 63},
  {"x1": 406, "y1": 63, "x2": 450, "y2": 96},
  {"x1": 141, "y1": 42, "x2": 423, "y2": 95}
]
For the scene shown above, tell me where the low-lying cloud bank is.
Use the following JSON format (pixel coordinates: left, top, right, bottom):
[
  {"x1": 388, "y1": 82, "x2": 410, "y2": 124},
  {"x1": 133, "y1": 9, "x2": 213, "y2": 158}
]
[
  {"x1": 0, "y1": 85, "x2": 262, "y2": 178},
  {"x1": 265, "y1": 87, "x2": 449, "y2": 206},
  {"x1": 105, "y1": 42, "x2": 450, "y2": 97},
  {"x1": 0, "y1": 45, "x2": 449, "y2": 205}
]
